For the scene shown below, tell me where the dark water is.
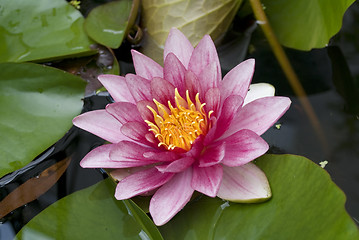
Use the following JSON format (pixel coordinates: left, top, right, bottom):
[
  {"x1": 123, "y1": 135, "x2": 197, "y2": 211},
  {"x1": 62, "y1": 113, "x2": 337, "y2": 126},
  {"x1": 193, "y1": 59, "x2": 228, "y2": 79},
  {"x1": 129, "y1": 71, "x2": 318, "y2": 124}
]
[
  {"x1": 251, "y1": 3, "x2": 359, "y2": 224},
  {"x1": 1, "y1": 2, "x2": 359, "y2": 239}
]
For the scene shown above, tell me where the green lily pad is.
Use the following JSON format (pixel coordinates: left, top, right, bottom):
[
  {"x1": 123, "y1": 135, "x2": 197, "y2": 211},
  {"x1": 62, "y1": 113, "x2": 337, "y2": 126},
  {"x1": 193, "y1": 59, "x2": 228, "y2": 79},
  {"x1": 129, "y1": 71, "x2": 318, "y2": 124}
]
[
  {"x1": 0, "y1": 62, "x2": 86, "y2": 178},
  {"x1": 141, "y1": 0, "x2": 243, "y2": 64},
  {"x1": 84, "y1": 0, "x2": 139, "y2": 49},
  {"x1": 159, "y1": 154, "x2": 359, "y2": 239},
  {"x1": 0, "y1": 0, "x2": 95, "y2": 63},
  {"x1": 261, "y1": 0, "x2": 355, "y2": 50},
  {"x1": 15, "y1": 179, "x2": 164, "y2": 240}
]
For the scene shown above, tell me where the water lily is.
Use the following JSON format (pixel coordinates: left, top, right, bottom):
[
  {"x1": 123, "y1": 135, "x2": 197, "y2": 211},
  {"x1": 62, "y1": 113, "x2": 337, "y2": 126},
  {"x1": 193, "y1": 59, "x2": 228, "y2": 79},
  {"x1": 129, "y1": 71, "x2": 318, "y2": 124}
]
[{"x1": 73, "y1": 28, "x2": 291, "y2": 226}]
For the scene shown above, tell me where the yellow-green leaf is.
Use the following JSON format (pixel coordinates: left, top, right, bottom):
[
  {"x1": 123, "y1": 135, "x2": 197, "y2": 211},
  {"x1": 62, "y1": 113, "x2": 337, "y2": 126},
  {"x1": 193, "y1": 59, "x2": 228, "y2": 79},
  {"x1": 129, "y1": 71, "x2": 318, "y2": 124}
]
[{"x1": 141, "y1": 0, "x2": 243, "y2": 64}]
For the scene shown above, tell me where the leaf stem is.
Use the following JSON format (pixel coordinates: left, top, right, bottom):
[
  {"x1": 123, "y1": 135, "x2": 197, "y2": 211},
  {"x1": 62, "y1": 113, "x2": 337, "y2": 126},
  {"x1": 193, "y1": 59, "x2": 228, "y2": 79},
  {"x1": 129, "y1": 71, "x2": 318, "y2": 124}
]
[{"x1": 249, "y1": 0, "x2": 328, "y2": 151}]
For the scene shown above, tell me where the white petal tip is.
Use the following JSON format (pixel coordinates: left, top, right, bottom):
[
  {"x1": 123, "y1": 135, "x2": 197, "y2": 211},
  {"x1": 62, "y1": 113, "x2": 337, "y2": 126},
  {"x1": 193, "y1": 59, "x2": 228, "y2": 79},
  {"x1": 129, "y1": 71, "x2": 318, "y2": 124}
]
[
  {"x1": 244, "y1": 58, "x2": 255, "y2": 65},
  {"x1": 217, "y1": 164, "x2": 272, "y2": 203},
  {"x1": 221, "y1": 188, "x2": 272, "y2": 203},
  {"x1": 244, "y1": 83, "x2": 276, "y2": 105}
]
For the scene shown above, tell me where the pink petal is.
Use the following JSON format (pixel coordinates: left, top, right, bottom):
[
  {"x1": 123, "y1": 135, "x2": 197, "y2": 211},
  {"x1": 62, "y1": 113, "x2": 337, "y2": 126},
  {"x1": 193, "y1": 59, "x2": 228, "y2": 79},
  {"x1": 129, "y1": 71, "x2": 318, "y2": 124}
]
[
  {"x1": 191, "y1": 164, "x2": 223, "y2": 197},
  {"x1": 151, "y1": 77, "x2": 176, "y2": 105},
  {"x1": 204, "y1": 87, "x2": 221, "y2": 117},
  {"x1": 156, "y1": 157, "x2": 195, "y2": 173},
  {"x1": 164, "y1": 28, "x2": 194, "y2": 69},
  {"x1": 198, "y1": 142, "x2": 225, "y2": 167},
  {"x1": 188, "y1": 35, "x2": 221, "y2": 82},
  {"x1": 222, "y1": 96, "x2": 291, "y2": 137},
  {"x1": 110, "y1": 166, "x2": 149, "y2": 182},
  {"x1": 185, "y1": 70, "x2": 201, "y2": 100},
  {"x1": 219, "y1": 59, "x2": 255, "y2": 101},
  {"x1": 207, "y1": 95, "x2": 243, "y2": 142},
  {"x1": 80, "y1": 144, "x2": 121, "y2": 168},
  {"x1": 137, "y1": 100, "x2": 157, "y2": 122},
  {"x1": 115, "y1": 167, "x2": 174, "y2": 199},
  {"x1": 220, "y1": 129, "x2": 269, "y2": 167},
  {"x1": 145, "y1": 132, "x2": 159, "y2": 145},
  {"x1": 98, "y1": 75, "x2": 135, "y2": 103},
  {"x1": 243, "y1": 83, "x2": 275, "y2": 105},
  {"x1": 163, "y1": 53, "x2": 186, "y2": 96},
  {"x1": 120, "y1": 121, "x2": 150, "y2": 145},
  {"x1": 143, "y1": 151, "x2": 179, "y2": 162},
  {"x1": 198, "y1": 61, "x2": 221, "y2": 94},
  {"x1": 203, "y1": 117, "x2": 218, "y2": 146},
  {"x1": 184, "y1": 135, "x2": 204, "y2": 158},
  {"x1": 217, "y1": 163, "x2": 271, "y2": 202},
  {"x1": 150, "y1": 168, "x2": 194, "y2": 226},
  {"x1": 106, "y1": 102, "x2": 142, "y2": 124},
  {"x1": 73, "y1": 110, "x2": 125, "y2": 143},
  {"x1": 109, "y1": 141, "x2": 158, "y2": 167},
  {"x1": 125, "y1": 74, "x2": 152, "y2": 102},
  {"x1": 131, "y1": 50, "x2": 163, "y2": 80}
]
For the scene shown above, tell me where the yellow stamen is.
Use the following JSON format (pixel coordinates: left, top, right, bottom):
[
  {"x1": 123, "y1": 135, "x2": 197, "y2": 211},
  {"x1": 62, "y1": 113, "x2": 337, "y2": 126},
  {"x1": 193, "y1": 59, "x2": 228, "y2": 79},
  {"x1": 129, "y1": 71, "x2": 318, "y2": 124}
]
[{"x1": 145, "y1": 88, "x2": 213, "y2": 151}]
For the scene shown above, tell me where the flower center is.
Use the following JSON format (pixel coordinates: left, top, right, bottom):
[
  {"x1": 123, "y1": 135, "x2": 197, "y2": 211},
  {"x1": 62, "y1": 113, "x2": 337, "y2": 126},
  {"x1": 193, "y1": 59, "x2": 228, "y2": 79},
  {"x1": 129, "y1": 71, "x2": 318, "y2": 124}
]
[{"x1": 145, "y1": 89, "x2": 213, "y2": 151}]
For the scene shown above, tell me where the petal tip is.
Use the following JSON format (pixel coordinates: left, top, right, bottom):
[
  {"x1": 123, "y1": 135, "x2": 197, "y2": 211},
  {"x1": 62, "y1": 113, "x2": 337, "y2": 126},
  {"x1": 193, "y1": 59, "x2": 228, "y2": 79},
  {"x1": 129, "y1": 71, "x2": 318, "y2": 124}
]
[
  {"x1": 72, "y1": 115, "x2": 79, "y2": 125},
  {"x1": 130, "y1": 49, "x2": 139, "y2": 56},
  {"x1": 79, "y1": 159, "x2": 87, "y2": 168},
  {"x1": 246, "y1": 58, "x2": 255, "y2": 65},
  {"x1": 97, "y1": 74, "x2": 124, "y2": 82},
  {"x1": 72, "y1": 114, "x2": 85, "y2": 128},
  {"x1": 232, "y1": 181, "x2": 272, "y2": 203},
  {"x1": 114, "y1": 187, "x2": 126, "y2": 201},
  {"x1": 240, "y1": 58, "x2": 255, "y2": 73}
]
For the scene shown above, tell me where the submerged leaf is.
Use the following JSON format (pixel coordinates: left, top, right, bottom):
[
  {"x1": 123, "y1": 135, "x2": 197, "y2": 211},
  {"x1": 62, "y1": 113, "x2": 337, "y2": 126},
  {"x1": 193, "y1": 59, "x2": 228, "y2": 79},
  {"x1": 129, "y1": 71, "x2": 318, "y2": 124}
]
[
  {"x1": 159, "y1": 154, "x2": 359, "y2": 239},
  {"x1": 0, "y1": 158, "x2": 71, "y2": 218},
  {"x1": 50, "y1": 45, "x2": 120, "y2": 94},
  {"x1": 0, "y1": 63, "x2": 86, "y2": 178},
  {"x1": 15, "y1": 179, "x2": 163, "y2": 239},
  {"x1": 0, "y1": 0, "x2": 95, "y2": 63},
  {"x1": 141, "y1": 0, "x2": 243, "y2": 63},
  {"x1": 261, "y1": 0, "x2": 355, "y2": 50}
]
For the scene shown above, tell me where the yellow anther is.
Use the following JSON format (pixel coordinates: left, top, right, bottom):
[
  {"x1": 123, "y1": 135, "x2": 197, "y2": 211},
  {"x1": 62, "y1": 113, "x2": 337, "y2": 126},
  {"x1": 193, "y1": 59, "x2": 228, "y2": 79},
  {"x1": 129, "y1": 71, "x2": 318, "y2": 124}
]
[
  {"x1": 208, "y1": 110, "x2": 214, "y2": 118},
  {"x1": 175, "y1": 88, "x2": 187, "y2": 107},
  {"x1": 153, "y1": 99, "x2": 169, "y2": 118},
  {"x1": 145, "y1": 88, "x2": 213, "y2": 151}
]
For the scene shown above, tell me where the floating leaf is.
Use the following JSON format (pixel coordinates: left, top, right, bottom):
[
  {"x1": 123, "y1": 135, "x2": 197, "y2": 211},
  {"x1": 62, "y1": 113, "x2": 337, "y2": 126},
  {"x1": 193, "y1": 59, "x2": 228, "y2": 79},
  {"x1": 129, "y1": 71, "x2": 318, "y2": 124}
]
[
  {"x1": 159, "y1": 154, "x2": 359, "y2": 239},
  {"x1": 0, "y1": 63, "x2": 86, "y2": 178},
  {"x1": 141, "y1": 0, "x2": 243, "y2": 63},
  {"x1": 84, "y1": 0, "x2": 139, "y2": 49},
  {"x1": 261, "y1": 0, "x2": 356, "y2": 50},
  {"x1": 15, "y1": 179, "x2": 163, "y2": 240},
  {"x1": 0, "y1": 0, "x2": 95, "y2": 63}
]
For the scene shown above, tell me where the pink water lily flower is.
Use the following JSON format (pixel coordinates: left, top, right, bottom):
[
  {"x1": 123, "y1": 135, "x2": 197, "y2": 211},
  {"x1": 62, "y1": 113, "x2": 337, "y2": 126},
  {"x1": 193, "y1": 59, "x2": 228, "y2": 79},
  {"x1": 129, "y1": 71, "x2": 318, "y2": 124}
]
[{"x1": 73, "y1": 28, "x2": 291, "y2": 226}]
